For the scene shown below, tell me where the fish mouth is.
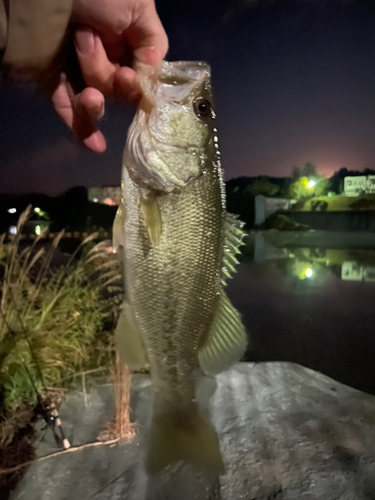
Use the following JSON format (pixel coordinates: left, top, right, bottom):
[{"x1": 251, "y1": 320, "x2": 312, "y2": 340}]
[
  {"x1": 157, "y1": 61, "x2": 211, "y2": 84},
  {"x1": 137, "y1": 61, "x2": 212, "y2": 106},
  {"x1": 137, "y1": 61, "x2": 211, "y2": 84}
]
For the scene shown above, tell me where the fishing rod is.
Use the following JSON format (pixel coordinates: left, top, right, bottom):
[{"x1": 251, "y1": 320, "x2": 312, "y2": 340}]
[
  {"x1": 34, "y1": 395, "x2": 70, "y2": 450},
  {"x1": 0, "y1": 304, "x2": 70, "y2": 450}
]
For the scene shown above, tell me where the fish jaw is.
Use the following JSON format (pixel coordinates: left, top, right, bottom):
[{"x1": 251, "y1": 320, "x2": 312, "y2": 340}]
[{"x1": 123, "y1": 61, "x2": 216, "y2": 193}]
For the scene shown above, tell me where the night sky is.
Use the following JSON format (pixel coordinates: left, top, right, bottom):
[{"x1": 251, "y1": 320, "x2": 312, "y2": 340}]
[{"x1": 1, "y1": 0, "x2": 375, "y2": 195}]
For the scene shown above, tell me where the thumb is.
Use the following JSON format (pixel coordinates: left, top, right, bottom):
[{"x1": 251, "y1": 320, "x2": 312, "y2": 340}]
[{"x1": 126, "y1": 1, "x2": 168, "y2": 66}]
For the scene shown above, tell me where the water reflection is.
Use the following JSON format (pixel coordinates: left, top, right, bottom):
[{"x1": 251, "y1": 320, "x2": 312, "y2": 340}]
[
  {"x1": 253, "y1": 233, "x2": 375, "y2": 283},
  {"x1": 229, "y1": 231, "x2": 375, "y2": 395}
]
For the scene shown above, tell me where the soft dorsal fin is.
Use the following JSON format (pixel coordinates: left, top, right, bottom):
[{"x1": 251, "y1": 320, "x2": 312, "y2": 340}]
[
  {"x1": 112, "y1": 204, "x2": 125, "y2": 253},
  {"x1": 222, "y1": 213, "x2": 246, "y2": 286},
  {"x1": 140, "y1": 194, "x2": 162, "y2": 246},
  {"x1": 198, "y1": 291, "x2": 247, "y2": 375}
]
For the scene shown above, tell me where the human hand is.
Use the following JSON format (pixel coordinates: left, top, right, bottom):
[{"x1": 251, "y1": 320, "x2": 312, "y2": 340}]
[{"x1": 51, "y1": 0, "x2": 168, "y2": 153}]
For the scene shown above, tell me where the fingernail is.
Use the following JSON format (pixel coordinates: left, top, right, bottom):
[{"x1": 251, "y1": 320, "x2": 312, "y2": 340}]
[
  {"x1": 135, "y1": 46, "x2": 162, "y2": 66},
  {"x1": 75, "y1": 28, "x2": 95, "y2": 53},
  {"x1": 95, "y1": 101, "x2": 105, "y2": 120},
  {"x1": 84, "y1": 99, "x2": 105, "y2": 122}
]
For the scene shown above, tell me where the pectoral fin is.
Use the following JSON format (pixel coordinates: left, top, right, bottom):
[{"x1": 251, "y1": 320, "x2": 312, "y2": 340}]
[
  {"x1": 112, "y1": 204, "x2": 125, "y2": 253},
  {"x1": 115, "y1": 301, "x2": 148, "y2": 371},
  {"x1": 140, "y1": 195, "x2": 162, "y2": 246},
  {"x1": 198, "y1": 291, "x2": 247, "y2": 375}
]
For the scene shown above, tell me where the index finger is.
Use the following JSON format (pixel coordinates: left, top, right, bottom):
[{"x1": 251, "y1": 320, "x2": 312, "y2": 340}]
[{"x1": 75, "y1": 26, "x2": 117, "y2": 95}]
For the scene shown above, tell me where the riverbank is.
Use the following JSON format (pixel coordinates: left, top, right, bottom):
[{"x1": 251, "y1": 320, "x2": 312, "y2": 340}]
[
  {"x1": 250, "y1": 229, "x2": 375, "y2": 251},
  {"x1": 295, "y1": 193, "x2": 375, "y2": 211}
]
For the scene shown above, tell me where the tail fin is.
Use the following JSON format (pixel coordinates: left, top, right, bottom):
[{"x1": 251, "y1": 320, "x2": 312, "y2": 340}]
[{"x1": 145, "y1": 406, "x2": 224, "y2": 476}]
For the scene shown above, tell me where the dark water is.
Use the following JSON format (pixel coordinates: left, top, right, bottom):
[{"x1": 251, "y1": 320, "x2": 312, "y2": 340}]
[{"x1": 229, "y1": 231, "x2": 375, "y2": 395}]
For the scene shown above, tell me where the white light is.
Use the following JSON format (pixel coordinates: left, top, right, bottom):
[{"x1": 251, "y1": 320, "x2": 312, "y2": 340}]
[
  {"x1": 9, "y1": 225, "x2": 17, "y2": 235},
  {"x1": 7, "y1": 208, "x2": 16, "y2": 214},
  {"x1": 93, "y1": 198, "x2": 98, "y2": 203},
  {"x1": 307, "y1": 180, "x2": 316, "y2": 188},
  {"x1": 34, "y1": 207, "x2": 41, "y2": 213},
  {"x1": 35, "y1": 225, "x2": 41, "y2": 236},
  {"x1": 305, "y1": 268, "x2": 313, "y2": 278}
]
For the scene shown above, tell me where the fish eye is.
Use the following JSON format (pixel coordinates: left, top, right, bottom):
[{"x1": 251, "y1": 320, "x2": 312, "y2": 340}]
[
  {"x1": 198, "y1": 102, "x2": 208, "y2": 113},
  {"x1": 194, "y1": 98, "x2": 212, "y2": 119}
]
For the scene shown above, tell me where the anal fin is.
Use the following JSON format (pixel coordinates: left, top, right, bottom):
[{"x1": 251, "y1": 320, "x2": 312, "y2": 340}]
[
  {"x1": 198, "y1": 291, "x2": 247, "y2": 375},
  {"x1": 115, "y1": 301, "x2": 148, "y2": 371}
]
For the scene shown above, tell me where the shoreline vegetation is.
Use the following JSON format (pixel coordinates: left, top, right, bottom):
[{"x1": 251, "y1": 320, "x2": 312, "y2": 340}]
[{"x1": 0, "y1": 207, "x2": 135, "y2": 495}]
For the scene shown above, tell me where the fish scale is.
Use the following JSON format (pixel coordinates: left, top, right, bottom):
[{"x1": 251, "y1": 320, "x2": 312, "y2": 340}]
[{"x1": 123, "y1": 163, "x2": 222, "y2": 404}]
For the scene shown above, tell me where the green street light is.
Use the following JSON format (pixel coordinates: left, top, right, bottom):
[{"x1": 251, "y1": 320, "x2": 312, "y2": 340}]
[{"x1": 305, "y1": 267, "x2": 313, "y2": 278}]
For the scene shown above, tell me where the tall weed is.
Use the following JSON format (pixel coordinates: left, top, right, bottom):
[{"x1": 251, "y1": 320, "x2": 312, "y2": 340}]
[{"x1": 0, "y1": 207, "x2": 122, "y2": 410}]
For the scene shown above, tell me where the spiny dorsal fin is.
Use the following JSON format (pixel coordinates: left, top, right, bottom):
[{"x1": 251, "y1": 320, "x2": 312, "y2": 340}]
[
  {"x1": 222, "y1": 212, "x2": 246, "y2": 286},
  {"x1": 140, "y1": 194, "x2": 162, "y2": 246},
  {"x1": 198, "y1": 290, "x2": 247, "y2": 375},
  {"x1": 112, "y1": 203, "x2": 125, "y2": 253}
]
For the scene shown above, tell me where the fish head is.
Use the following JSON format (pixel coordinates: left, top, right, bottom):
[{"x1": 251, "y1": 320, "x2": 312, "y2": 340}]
[{"x1": 124, "y1": 61, "x2": 218, "y2": 192}]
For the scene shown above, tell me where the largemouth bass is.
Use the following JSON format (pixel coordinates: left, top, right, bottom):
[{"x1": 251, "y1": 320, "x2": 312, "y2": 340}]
[{"x1": 113, "y1": 61, "x2": 247, "y2": 475}]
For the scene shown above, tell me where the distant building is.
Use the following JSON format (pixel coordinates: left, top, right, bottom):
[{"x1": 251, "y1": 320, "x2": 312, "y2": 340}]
[
  {"x1": 341, "y1": 262, "x2": 375, "y2": 282},
  {"x1": 254, "y1": 195, "x2": 295, "y2": 226},
  {"x1": 88, "y1": 186, "x2": 121, "y2": 205},
  {"x1": 368, "y1": 176, "x2": 375, "y2": 194},
  {"x1": 344, "y1": 175, "x2": 375, "y2": 197}
]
